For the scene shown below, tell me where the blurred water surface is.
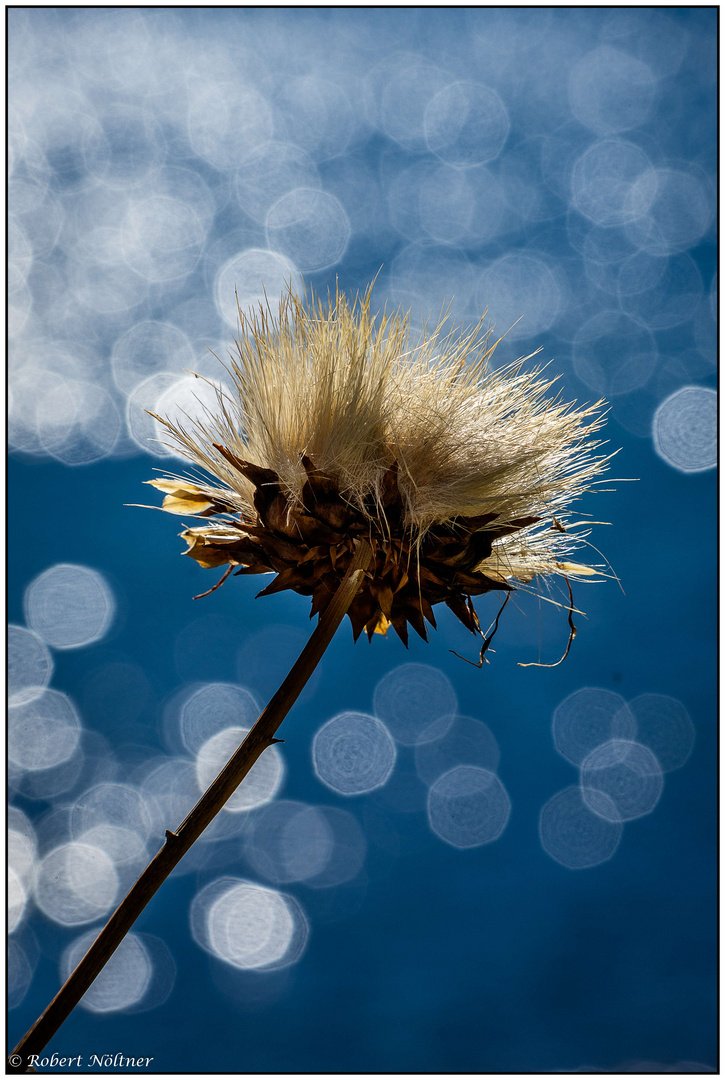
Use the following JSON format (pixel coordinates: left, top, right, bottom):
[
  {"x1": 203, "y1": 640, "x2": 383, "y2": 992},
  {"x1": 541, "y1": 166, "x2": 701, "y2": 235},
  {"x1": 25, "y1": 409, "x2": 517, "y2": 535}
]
[{"x1": 8, "y1": 7, "x2": 716, "y2": 1074}]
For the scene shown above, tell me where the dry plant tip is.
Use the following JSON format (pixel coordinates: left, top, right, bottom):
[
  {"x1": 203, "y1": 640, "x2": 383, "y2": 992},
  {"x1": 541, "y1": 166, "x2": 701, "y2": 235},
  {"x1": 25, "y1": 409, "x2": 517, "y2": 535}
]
[{"x1": 148, "y1": 283, "x2": 613, "y2": 664}]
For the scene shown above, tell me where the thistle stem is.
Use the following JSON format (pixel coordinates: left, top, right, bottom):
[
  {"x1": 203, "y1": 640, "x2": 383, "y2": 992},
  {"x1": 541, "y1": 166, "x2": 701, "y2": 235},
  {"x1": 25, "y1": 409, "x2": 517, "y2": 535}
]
[{"x1": 9, "y1": 538, "x2": 374, "y2": 1073}]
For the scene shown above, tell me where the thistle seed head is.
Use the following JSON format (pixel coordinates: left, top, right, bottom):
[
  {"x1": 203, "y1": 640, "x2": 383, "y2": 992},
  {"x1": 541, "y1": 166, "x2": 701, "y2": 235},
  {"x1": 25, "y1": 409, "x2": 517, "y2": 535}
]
[{"x1": 147, "y1": 286, "x2": 610, "y2": 650}]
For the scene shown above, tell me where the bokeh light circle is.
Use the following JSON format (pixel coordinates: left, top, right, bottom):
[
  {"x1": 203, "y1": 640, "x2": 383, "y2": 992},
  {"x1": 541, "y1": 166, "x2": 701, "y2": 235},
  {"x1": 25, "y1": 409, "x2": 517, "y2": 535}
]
[
  {"x1": 569, "y1": 46, "x2": 656, "y2": 134},
  {"x1": 195, "y1": 727, "x2": 284, "y2": 811},
  {"x1": 552, "y1": 688, "x2": 636, "y2": 767},
  {"x1": 8, "y1": 810, "x2": 37, "y2": 903},
  {"x1": 235, "y1": 141, "x2": 321, "y2": 224},
  {"x1": 9, "y1": 868, "x2": 28, "y2": 934},
  {"x1": 425, "y1": 81, "x2": 509, "y2": 166},
  {"x1": 178, "y1": 682, "x2": 260, "y2": 756},
  {"x1": 215, "y1": 248, "x2": 301, "y2": 328},
  {"x1": 427, "y1": 766, "x2": 511, "y2": 849},
  {"x1": 571, "y1": 139, "x2": 656, "y2": 226},
  {"x1": 126, "y1": 372, "x2": 186, "y2": 456},
  {"x1": 35, "y1": 842, "x2": 119, "y2": 926},
  {"x1": 653, "y1": 387, "x2": 716, "y2": 473},
  {"x1": 618, "y1": 694, "x2": 695, "y2": 772},
  {"x1": 78, "y1": 824, "x2": 148, "y2": 872},
  {"x1": 35, "y1": 380, "x2": 122, "y2": 467},
  {"x1": 9, "y1": 689, "x2": 81, "y2": 771},
  {"x1": 24, "y1": 563, "x2": 115, "y2": 649},
  {"x1": 8, "y1": 940, "x2": 35, "y2": 1009},
  {"x1": 618, "y1": 252, "x2": 703, "y2": 330},
  {"x1": 539, "y1": 786, "x2": 623, "y2": 869},
  {"x1": 191, "y1": 878, "x2": 308, "y2": 971},
  {"x1": 122, "y1": 195, "x2": 205, "y2": 282},
  {"x1": 373, "y1": 663, "x2": 457, "y2": 746},
  {"x1": 376, "y1": 58, "x2": 451, "y2": 149},
  {"x1": 62, "y1": 932, "x2": 152, "y2": 1013},
  {"x1": 112, "y1": 320, "x2": 194, "y2": 396},
  {"x1": 70, "y1": 255, "x2": 148, "y2": 315},
  {"x1": 152, "y1": 375, "x2": 224, "y2": 459},
  {"x1": 417, "y1": 165, "x2": 481, "y2": 246},
  {"x1": 625, "y1": 168, "x2": 715, "y2": 255},
  {"x1": 243, "y1": 801, "x2": 335, "y2": 883},
  {"x1": 580, "y1": 740, "x2": 664, "y2": 822},
  {"x1": 313, "y1": 712, "x2": 396, "y2": 795},
  {"x1": 477, "y1": 252, "x2": 562, "y2": 339},
  {"x1": 138, "y1": 757, "x2": 205, "y2": 844},
  {"x1": 8, "y1": 624, "x2": 54, "y2": 705},
  {"x1": 265, "y1": 188, "x2": 350, "y2": 272},
  {"x1": 71, "y1": 782, "x2": 152, "y2": 847}
]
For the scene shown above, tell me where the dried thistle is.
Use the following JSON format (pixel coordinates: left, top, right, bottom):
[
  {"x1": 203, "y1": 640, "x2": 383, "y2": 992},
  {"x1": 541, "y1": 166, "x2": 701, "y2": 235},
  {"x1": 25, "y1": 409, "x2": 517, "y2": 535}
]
[
  {"x1": 148, "y1": 286, "x2": 609, "y2": 656},
  {"x1": 11, "y1": 287, "x2": 613, "y2": 1071}
]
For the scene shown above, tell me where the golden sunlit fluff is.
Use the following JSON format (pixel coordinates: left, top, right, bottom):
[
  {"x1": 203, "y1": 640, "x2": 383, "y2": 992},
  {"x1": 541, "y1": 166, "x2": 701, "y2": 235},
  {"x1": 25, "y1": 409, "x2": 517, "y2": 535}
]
[{"x1": 147, "y1": 286, "x2": 610, "y2": 655}]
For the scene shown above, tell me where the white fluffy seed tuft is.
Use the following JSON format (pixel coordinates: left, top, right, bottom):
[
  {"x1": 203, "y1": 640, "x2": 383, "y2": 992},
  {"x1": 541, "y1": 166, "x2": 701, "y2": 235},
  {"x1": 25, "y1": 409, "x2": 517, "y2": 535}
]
[{"x1": 151, "y1": 285, "x2": 610, "y2": 583}]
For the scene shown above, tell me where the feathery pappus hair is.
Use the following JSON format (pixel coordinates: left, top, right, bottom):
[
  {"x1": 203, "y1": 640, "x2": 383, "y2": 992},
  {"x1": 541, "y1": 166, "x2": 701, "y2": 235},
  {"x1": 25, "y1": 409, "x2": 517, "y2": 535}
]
[{"x1": 147, "y1": 285, "x2": 611, "y2": 660}]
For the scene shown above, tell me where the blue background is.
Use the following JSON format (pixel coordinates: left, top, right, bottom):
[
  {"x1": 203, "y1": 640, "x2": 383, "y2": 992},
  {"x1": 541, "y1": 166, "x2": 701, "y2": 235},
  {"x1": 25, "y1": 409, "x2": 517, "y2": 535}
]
[{"x1": 9, "y1": 7, "x2": 717, "y2": 1074}]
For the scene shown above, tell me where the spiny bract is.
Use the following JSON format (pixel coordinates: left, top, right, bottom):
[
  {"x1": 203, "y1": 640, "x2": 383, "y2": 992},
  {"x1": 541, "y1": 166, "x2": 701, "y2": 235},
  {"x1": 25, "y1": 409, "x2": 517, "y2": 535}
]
[{"x1": 147, "y1": 286, "x2": 609, "y2": 650}]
